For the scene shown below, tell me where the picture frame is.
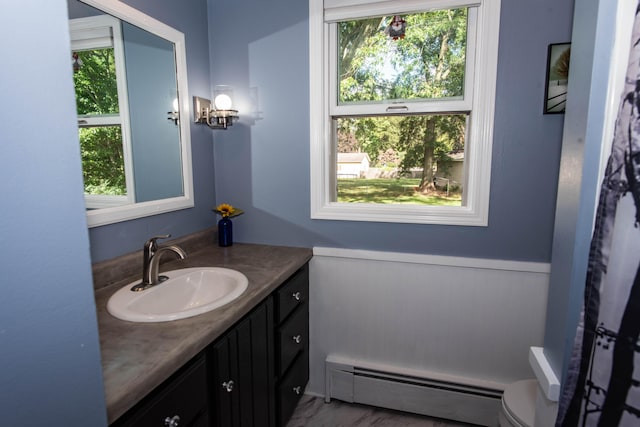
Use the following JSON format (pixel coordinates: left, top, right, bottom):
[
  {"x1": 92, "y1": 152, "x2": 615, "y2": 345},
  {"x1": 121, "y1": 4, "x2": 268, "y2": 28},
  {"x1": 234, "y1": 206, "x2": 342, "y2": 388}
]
[{"x1": 544, "y1": 43, "x2": 571, "y2": 114}]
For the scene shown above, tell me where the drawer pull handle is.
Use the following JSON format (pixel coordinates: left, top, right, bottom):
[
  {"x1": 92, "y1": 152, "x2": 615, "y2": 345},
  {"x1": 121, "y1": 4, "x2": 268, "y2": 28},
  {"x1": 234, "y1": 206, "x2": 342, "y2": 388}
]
[
  {"x1": 293, "y1": 386, "x2": 302, "y2": 395},
  {"x1": 292, "y1": 334, "x2": 302, "y2": 344},
  {"x1": 222, "y1": 380, "x2": 234, "y2": 392},
  {"x1": 164, "y1": 415, "x2": 181, "y2": 427},
  {"x1": 292, "y1": 292, "x2": 302, "y2": 301}
]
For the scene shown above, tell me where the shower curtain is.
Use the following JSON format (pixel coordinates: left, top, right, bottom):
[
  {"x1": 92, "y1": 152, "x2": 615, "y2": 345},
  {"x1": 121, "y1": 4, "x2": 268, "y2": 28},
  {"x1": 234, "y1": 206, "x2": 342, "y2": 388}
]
[{"x1": 556, "y1": 3, "x2": 640, "y2": 426}]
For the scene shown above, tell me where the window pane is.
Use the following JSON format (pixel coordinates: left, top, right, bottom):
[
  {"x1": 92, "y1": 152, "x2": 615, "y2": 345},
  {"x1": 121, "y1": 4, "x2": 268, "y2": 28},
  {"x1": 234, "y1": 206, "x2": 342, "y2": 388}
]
[
  {"x1": 335, "y1": 114, "x2": 466, "y2": 206},
  {"x1": 73, "y1": 48, "x2": 120, "y2": 116},
  {"x1": 337, "y1": 8, "x2": 468, "y2": 105},
  {"x1": 79, "y1": 126, "x2": 126, "y2": 196}
]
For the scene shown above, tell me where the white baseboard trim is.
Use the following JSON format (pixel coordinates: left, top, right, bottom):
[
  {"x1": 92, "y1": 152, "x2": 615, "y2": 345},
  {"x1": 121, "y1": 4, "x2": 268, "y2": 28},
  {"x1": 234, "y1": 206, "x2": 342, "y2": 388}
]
[{"x1": 325, "y1": 355, "x2": 502, "y2": 426}]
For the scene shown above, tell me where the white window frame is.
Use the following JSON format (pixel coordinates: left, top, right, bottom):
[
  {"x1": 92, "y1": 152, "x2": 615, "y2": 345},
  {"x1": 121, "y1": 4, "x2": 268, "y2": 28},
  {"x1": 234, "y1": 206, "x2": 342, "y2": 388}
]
[
  {"x1": 70, "y1": 15, "x2": 135, "y2": 209},
  {"x1": 309, "y1": 0, "x2": 501, "y2": 226}
]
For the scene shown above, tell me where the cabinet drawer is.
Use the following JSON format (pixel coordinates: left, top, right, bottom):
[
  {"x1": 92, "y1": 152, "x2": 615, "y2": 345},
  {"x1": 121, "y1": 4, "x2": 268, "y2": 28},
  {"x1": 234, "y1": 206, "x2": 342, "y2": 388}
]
[
  {"x1": 276, "y1": 265, "x2": 309, "y2": 323},
  {"x1": 115, "y1": 355, "x2": 207, "y2": 427},
  {"x1": 277, "y1": 352, "x2": 309, "y2": 426},
  {"x1": 277, "y1": 303, "x2": 308, "y2": 377}
]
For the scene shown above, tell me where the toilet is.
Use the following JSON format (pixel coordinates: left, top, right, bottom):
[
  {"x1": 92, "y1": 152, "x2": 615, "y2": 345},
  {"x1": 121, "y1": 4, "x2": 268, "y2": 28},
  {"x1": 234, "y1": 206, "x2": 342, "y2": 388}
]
[{"x1": 498, "y1": 379, "x2": 537, "y2": 427}]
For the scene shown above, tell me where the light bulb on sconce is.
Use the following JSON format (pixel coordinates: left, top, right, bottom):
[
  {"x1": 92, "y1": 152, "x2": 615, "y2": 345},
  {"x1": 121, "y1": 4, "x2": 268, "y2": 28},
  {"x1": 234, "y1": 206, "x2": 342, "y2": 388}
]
[
  {"x1": 214, "y1": 94, "x2": 233, "y2": 110},
  {"x1": 193, "y1": 87, "x2": 238, "y2": 130}
]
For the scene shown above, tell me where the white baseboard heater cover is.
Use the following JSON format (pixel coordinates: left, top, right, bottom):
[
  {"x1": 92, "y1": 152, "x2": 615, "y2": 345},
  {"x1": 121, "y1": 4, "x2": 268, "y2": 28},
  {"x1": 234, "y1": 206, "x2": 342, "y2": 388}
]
[{"x1": 325, "y1": 355, "x2": 503, "y2": 426}]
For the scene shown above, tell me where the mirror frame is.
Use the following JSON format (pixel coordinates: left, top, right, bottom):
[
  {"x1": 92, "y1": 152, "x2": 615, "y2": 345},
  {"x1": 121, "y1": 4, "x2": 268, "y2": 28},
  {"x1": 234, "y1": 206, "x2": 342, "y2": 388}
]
[{"x1": 77, "y1": 0, "x2": 194, "y2": 227}]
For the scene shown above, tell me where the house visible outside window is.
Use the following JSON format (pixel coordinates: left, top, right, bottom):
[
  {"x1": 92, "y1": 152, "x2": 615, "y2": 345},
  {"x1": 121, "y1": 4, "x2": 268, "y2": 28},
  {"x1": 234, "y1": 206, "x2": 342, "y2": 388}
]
[
  {"x1": 70, "y1": 15, "x2": 134, "y2": 209},
  {"x1": 309, "y1": 0, "x2": 501, "y2": 225}
]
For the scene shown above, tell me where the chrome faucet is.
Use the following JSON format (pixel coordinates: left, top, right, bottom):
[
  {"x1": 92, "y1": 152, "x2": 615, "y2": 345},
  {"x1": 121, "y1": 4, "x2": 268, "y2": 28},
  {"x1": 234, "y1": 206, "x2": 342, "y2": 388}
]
[
  {"x1": 142, "y1": 234, "x2": 166, "y2": 284},
  {"x1": 146, "y1": 245, "x2": 187, "y2": 285},
  {"x1": 131, "y1": 235, "x2": 187, "y2": 292}
]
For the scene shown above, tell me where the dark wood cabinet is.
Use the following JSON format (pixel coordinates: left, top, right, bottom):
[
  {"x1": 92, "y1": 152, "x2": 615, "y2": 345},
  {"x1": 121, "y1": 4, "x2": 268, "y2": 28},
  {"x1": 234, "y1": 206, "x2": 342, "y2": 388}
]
[
  {"x1": 274, "y1": 265, "x2": 309, "y2": 426},
  {"x1": 209, "y1": 265, "x2": 310, "y2": 427},
  {"x1": 111, "y1": 264, "x2": 309, "y2": 427},
  {"x1": 112, "y1": 353, "x2": 209, "y2": 427},
  {"x1": 209, "y1": 298, "x2": 275, "y2": 427}
]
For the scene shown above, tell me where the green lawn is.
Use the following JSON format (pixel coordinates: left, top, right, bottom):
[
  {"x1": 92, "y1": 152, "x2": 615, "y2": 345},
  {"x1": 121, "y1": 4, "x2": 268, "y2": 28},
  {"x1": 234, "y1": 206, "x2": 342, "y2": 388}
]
[{"x1": 337, "y1": 178, "x2": 462, "y2": 206}]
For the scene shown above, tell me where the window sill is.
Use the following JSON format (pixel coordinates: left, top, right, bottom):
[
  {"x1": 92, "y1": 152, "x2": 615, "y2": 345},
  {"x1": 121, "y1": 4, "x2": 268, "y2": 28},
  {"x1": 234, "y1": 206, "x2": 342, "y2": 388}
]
[{"x1": 310, "y1": 201, "x2": 489, "y2": 226}]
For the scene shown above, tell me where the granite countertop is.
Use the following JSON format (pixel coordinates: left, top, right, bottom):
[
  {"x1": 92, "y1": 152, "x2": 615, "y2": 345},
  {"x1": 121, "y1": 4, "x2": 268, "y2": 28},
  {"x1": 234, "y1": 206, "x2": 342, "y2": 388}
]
[{"x1": 93, "y1": 234, "x2": 312, "y2": 424}]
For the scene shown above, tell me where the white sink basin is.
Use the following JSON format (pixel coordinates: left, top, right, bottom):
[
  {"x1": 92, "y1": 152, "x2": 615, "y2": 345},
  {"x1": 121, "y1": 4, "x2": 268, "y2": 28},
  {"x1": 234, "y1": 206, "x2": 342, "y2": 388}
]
[{"x1": 107, "y1": 267, "x2": 249, "y2": 322}]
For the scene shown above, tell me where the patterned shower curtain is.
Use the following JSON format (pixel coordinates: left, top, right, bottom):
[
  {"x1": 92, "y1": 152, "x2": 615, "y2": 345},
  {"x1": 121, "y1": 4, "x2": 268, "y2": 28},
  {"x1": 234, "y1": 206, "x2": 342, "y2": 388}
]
[{"x1": 555, "y1": 3, "x2": 640, "y2": 426}]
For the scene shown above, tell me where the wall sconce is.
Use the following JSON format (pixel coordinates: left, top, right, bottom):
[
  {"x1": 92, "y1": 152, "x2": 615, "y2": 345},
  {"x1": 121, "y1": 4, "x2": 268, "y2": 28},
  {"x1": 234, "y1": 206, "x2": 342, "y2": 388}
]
[
  {"x1": 167, "y1": 98, "x2": 179, "y2": 125},
  {"x1": 193, "y1": 92, "x2": 239, "y2": 130}
]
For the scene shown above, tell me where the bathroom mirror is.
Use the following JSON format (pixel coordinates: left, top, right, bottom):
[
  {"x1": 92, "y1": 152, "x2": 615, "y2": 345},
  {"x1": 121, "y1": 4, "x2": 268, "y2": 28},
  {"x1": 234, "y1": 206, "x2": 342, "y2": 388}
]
[{"x1": 68, "y1": 0, "x2": 193, "y2": 227}]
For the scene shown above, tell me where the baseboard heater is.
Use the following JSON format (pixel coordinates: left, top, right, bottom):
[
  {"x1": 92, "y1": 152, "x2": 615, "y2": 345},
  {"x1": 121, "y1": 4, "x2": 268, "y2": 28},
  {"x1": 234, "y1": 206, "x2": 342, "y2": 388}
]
[{"x1": 325, "y1": 355, "x2": 503, "y2": 426}]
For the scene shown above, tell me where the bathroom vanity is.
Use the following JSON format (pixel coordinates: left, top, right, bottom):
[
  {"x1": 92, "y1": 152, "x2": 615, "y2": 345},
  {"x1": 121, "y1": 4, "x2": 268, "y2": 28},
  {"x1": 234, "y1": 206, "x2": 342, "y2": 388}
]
[{"x1": 92, "y1": 230, "x2": 312, "y2": 426}]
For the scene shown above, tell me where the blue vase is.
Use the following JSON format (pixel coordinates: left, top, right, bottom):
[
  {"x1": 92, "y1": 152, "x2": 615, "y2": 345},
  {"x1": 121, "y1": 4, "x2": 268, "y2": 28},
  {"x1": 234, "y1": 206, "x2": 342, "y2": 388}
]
[{"x1": 218, "y1": 217, "x2": 233, "y2": 247}]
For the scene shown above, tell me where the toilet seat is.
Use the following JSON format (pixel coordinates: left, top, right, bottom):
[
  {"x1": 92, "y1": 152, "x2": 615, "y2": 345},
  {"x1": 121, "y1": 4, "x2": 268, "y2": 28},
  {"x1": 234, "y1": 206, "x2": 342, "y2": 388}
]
[{"x1": 499, "y1": 379, "x2": 537, "y2": 427}]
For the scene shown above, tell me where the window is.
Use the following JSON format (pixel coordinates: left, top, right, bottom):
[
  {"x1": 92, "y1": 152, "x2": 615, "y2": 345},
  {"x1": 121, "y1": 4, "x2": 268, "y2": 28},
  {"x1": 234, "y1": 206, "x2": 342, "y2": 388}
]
[
  {"x1": 70, "y1": 15, "x2": 134, "y2": 209},
  {"x1": 309, "y1": 0, "x2": 501, "y2": 225}
]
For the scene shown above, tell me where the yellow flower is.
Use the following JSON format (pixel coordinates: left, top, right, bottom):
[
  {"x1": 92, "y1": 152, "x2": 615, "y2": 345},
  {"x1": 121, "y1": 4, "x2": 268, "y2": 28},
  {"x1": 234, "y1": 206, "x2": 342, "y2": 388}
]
[{"x1": 213, "y1": 203, "x2": 244, "y2": 218}]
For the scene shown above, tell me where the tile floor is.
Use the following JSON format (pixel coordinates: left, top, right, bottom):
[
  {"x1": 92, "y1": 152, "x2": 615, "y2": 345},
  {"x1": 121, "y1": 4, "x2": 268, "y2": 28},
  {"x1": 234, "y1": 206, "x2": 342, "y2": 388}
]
[{"x1": 286, "y1": 394, "x2": 475, "y2": 427}]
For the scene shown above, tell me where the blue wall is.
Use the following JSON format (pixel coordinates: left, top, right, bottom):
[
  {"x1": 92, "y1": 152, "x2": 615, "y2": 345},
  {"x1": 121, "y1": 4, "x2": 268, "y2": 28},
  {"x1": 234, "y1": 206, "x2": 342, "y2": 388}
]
[
  {"x1": 88, "y1": 0, "x2": 215, "y2": 262},
  {"x1": 90, "y1": 0, "x2": 576, "y2": 263},
  {"x1": 0, "y1": 0, "x2": 107, "y2": 425},
  {"x1": 544, "y1": 0, "x2": 624, "y2": 382},
  {"x1": 209, "y1": 0, "x2": 574, "y2": 262}
]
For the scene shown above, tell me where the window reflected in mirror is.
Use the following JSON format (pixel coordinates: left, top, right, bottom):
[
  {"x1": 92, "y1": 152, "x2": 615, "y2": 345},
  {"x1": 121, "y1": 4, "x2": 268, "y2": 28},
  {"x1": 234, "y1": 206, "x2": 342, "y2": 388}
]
[{"x1": 71, "y1": 16, "x2": 133, "y2": 208}]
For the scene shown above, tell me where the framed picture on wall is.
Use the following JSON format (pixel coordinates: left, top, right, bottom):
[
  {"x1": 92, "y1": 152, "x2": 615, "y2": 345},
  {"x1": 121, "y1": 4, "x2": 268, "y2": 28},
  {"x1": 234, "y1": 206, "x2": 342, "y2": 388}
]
[{"x1": 544, "y1": 42, "x2": 571, "y2": 114}]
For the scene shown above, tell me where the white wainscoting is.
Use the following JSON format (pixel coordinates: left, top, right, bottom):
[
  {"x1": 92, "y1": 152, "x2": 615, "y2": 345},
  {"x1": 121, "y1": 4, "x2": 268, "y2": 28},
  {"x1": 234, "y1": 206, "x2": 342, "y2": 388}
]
[{"x1": 308, "y1": 247, "x2": 551, "y2": 396}]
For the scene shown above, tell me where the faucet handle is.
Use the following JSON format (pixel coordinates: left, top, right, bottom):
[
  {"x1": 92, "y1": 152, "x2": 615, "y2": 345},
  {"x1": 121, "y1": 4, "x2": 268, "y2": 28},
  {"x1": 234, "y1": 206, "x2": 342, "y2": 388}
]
[{"x1": 145, "y1": 234, "x2": 171, "y2": 251}]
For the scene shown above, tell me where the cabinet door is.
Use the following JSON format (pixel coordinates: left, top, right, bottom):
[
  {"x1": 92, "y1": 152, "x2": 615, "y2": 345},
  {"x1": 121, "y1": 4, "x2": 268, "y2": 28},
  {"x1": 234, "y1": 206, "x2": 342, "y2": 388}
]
[
  {"x1": 113, "y1": 354, "x2": 208, "y2": 427},
  {"x1": 210, "y1": 298, "x2": 275, "y2": 427},
  {"x1": 211, "y1": 331, "x2": 239, "y2": 427}
]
